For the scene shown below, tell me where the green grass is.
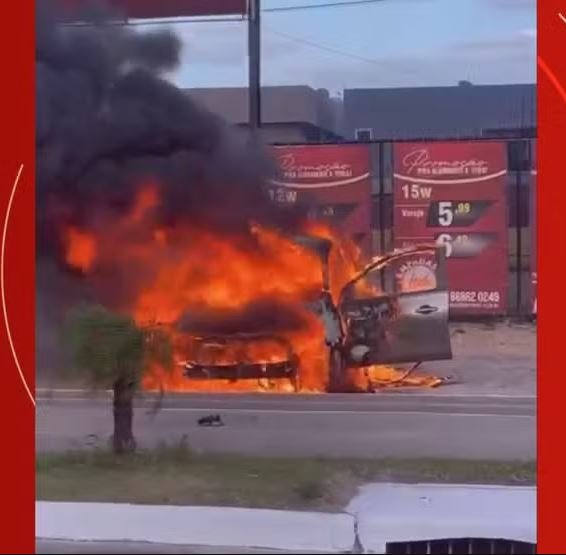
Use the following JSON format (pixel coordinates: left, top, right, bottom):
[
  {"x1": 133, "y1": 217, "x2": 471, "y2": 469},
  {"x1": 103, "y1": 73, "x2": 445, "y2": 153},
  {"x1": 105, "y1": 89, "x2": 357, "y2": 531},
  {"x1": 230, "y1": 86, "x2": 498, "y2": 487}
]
[{"x1": 37, "y1": 445, "x2": 535, "y2": 511}]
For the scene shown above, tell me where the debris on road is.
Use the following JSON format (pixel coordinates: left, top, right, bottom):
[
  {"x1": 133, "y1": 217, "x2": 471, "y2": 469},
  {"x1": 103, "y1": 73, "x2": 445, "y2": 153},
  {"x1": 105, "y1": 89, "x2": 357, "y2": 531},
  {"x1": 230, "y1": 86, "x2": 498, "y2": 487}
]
[{"x1": 198, "y1": 415, "x2": 224, "y2": 427}]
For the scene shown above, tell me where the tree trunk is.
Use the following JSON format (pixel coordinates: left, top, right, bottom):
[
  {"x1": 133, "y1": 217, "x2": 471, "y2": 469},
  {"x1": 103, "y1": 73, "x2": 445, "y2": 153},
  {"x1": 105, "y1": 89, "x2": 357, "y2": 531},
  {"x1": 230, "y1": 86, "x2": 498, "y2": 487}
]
[{"x1": 112, "y1": 378, "x2": 136, "y2": 454}]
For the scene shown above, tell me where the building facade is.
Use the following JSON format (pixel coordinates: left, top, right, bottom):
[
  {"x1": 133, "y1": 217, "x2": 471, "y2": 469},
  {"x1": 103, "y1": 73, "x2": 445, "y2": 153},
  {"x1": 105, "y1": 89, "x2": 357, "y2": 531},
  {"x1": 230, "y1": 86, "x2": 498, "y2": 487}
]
[
  {"x1": 342, "y1": 83, "x2": 536, "y2": 142},
  {"x1": 186, "y1": 86, "x2": 342, "y2": 144}
]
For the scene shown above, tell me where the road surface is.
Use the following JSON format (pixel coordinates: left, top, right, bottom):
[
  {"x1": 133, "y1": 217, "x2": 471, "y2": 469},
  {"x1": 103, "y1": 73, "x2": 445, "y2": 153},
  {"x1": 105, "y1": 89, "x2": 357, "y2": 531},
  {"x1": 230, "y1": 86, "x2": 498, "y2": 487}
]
[{"x1": 36, "y1": 391, "x2": 535, "y2": 460}]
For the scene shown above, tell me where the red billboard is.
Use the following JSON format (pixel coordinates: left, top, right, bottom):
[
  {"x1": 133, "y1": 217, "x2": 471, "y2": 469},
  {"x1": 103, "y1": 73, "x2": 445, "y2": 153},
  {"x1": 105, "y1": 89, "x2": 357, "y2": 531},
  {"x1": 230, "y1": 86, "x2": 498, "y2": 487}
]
[
  {"x1": 393, "y1": 142, "x2": 508, "y2": 315},
  {"x1": 60, "y1": 0, "x2": 248, "y2": 20},
  {"x1": 271, "y1": 145, "x2": 372, "y2": 252}
]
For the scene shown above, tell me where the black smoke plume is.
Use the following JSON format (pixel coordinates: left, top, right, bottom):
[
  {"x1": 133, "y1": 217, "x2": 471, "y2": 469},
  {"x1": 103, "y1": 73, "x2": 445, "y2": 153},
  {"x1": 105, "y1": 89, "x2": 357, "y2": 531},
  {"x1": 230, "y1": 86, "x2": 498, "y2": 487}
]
[
  {"x1": 177, "y1": 300, "x2": 312, "y2": 336},
  {"x1": 37, "y1": 0, "x2": 304, "y2": 259},
  {"x1": 36, "y1": 0, "x2": 306, "y2": 378}
]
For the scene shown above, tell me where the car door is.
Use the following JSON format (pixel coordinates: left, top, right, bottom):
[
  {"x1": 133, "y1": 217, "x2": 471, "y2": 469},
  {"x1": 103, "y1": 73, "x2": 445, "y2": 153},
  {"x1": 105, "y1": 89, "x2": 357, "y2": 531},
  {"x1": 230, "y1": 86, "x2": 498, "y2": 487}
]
[{"x1": 338, "y1": 245, "x2": 452, "y2": 366}]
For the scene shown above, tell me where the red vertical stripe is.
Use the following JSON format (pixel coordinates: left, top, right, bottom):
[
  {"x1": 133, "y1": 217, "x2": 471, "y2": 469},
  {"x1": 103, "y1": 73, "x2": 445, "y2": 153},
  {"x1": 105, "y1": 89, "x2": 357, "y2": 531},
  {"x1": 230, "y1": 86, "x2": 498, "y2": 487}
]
[
  {"x1": 0, "y1": 0, "x2": 35, "y2": 552},
  {"x1": 538, "y1": 1, "x2": 566, "y2": 553}
]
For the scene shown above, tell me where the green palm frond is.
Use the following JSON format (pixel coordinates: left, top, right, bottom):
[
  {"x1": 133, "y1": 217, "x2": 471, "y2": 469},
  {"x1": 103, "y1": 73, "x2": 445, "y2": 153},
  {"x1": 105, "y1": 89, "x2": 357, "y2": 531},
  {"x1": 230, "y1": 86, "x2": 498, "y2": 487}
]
[{"x1": 63, "y1": 304, "x2": 173, "y2": 388}]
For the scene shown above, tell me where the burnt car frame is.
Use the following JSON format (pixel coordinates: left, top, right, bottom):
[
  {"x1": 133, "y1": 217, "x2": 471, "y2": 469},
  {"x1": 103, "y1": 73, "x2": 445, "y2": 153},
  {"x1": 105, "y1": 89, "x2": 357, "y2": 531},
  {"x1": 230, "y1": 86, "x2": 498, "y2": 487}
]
[
  {"x1": 180, "y1": 236, "x2": 453, "y2": 392},
  {"x1": 182, "y1": 332, "x2": 300, "y2": 390}
]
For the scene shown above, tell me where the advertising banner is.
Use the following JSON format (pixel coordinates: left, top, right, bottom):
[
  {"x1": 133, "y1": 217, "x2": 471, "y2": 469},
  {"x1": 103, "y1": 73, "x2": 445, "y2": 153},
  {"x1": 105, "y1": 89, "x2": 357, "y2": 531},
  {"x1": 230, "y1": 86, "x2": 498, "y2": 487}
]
[
  {"x1": 61, "y1": 0, "x2": 248, "y2": 20},
  {"x1": 393, "y1": 142, "x2": 508, "y2": 315},
  {"x1": 271, "y1": 145, "x2": 372, "y2": 252}
]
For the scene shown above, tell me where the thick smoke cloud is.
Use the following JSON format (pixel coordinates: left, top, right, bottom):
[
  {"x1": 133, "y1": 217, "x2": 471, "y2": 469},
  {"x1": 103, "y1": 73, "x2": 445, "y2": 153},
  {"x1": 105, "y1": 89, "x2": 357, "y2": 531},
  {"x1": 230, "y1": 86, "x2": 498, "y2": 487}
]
[
  {"x1": 178, "y1": 300, "x2": 312, "y2": 336},
  {"x1": 36, "y1": 0, "x2": 306, "y2": 378},
  {"x1": 36, "y1": 0, "x2": 302, "y2": 260}
]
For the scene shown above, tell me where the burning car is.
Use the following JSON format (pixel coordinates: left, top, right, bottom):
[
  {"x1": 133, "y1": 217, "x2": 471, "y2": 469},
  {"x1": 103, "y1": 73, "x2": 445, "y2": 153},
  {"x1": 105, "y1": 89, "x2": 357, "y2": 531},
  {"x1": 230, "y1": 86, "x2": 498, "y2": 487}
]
[
  {"x1": 177, "y1": 237, "x2": 452, "y2": 393},
  {"x1": 56, "y1": 186, "x2": 451, "y2": 394},
  {"x1": 38, "y1": 7, "x2": 452, "y2": 395}
]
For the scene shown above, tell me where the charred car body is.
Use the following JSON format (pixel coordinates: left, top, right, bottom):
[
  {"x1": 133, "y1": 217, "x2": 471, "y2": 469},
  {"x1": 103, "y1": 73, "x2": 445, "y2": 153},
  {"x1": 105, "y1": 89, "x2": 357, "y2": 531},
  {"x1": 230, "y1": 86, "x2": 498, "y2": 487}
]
[
  {"x1": 179, "y1": 236, "x2": 453, "y2": 392},
  {"x1": 181, "y1": 332, "x2": 300, "y2": 390}
]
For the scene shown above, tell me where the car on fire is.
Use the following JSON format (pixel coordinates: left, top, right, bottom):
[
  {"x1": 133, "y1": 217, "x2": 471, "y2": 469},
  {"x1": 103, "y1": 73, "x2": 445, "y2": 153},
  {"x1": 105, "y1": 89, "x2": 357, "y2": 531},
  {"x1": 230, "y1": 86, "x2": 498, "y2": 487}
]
[{"x1": 180, "y1": 237, "x2": 453, "y2": 392}]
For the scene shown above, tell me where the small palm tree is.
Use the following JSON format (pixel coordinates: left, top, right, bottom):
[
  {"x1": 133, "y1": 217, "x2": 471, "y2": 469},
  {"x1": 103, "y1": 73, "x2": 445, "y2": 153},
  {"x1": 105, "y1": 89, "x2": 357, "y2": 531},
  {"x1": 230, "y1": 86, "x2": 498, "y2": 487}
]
[{"x1": 64, "y1": 304, "x2": 173, "y2": 454}]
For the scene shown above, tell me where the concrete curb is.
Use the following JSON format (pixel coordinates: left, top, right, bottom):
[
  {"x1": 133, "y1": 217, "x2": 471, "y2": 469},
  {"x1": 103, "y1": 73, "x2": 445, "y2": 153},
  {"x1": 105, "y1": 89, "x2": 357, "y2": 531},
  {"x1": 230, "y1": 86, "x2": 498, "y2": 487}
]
[{"x1": 36, "y1": 502, "x2": 356, "y2": 554}]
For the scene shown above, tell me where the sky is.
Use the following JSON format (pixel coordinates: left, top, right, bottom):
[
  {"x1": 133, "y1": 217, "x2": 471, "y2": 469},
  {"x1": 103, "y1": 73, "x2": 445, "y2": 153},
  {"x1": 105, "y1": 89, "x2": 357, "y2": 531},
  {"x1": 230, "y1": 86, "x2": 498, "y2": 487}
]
[{"x1": 154, "y1": 0, "x2": 536, "y2": 94}]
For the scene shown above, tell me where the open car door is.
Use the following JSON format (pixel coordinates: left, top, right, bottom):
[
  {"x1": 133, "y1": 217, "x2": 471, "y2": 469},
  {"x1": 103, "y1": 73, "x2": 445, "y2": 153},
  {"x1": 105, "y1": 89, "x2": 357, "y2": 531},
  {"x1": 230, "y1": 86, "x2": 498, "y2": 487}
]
[{"x1": 338, "y1": 245, "x2": 452, "y2": 366}]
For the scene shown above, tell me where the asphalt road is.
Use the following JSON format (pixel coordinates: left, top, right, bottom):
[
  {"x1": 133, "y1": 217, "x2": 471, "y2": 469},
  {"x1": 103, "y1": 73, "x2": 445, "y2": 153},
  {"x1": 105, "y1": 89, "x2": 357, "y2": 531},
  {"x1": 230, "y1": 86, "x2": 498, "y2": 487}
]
[{"x1": 36, "y1": 391, "x2": 536, "y2": 460}]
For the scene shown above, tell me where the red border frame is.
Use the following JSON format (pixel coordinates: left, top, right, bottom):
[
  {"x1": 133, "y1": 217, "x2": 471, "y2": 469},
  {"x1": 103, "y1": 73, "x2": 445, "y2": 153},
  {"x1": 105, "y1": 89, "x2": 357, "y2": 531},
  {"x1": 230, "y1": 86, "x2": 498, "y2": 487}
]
[
  {"x1": 0, "y1": 0, "x2": 35, "y2": 552},
  {"x1": 538, "y1": 1, "x2": 566, "y2": 553},
  {"x1": 0, "y1": 0, "x2": 553, "y2": 551}
]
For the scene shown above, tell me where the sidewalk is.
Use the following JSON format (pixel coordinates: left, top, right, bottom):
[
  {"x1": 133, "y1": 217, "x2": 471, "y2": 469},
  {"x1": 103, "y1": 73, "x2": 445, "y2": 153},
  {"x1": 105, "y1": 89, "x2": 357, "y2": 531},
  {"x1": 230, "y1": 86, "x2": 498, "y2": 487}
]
[
  {"x1": 36, "y1": 502, "x2": 355, "y2": 554},
  {"x1": 36, "y1": 483, "x2": 536, "y2": 554}
]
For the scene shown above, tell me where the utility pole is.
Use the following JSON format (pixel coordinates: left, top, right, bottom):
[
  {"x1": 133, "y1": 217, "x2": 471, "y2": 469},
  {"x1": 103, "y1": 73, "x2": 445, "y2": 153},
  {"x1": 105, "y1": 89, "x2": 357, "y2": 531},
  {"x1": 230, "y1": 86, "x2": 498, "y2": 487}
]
[{"x1": 248, "y1": 0, "x2": 261, "y2": 130}]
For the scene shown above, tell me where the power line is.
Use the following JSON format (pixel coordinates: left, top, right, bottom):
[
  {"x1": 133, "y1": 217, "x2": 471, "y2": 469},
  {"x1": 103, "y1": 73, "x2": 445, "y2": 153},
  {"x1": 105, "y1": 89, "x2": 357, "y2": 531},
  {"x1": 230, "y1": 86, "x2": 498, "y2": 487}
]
[
  {"x1": 264, "y1": 0, "x2": 386, "y2": 12},
  {"x1": 60, "y1": 0, "x2": 387, "y2": 25},
  {"x1": 63, "y1": 18, "x2": 386, "y2": 71},
  {"x1": 267, "y1": 27, "x2": 384, "y2": 66}
]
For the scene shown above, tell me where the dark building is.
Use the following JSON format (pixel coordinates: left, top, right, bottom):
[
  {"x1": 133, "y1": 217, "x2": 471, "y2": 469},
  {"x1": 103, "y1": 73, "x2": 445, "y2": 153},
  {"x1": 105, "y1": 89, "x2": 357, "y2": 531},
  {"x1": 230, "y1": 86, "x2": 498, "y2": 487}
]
[
  {"x1": 186, "y1": 86, "x2": 342, "y2": 144},
  {"x1": 343, "y1": 83, "x2": 536, "y2": 141},
  {"x1": 186, "y1": 83, "x2": 536, "y2": 144}
]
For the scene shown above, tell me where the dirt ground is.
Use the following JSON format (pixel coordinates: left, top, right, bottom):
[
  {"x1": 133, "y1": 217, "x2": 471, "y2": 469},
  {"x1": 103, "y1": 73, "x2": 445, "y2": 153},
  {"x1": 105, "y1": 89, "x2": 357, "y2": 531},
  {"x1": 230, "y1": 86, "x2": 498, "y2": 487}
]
[
  {"x1": 37, "y1": 322, "x2": 537, "y2": 396},
  {"x1": 419, "y1": 321, "x2": 536, "y2": 396}
]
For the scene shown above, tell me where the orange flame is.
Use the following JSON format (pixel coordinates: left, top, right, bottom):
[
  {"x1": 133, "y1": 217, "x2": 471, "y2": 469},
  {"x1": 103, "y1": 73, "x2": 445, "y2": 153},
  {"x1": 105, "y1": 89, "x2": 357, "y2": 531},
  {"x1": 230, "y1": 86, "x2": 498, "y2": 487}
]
[
  {"x1": 65, "y1": 227, "x2": 97, "y2": 272},
  {"x1": 60, "y1": 185, "x2": 441, "y2": 393}
]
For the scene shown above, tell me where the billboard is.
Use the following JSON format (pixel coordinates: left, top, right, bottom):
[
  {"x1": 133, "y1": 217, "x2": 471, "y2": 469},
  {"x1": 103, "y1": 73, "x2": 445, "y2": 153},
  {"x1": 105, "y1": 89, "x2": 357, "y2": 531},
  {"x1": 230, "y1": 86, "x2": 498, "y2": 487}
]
[
  {"x1": 393, "y1": 142, "x2": 508, "y2": 315},
  {"x1": 271, "y1": 145, "x2": 372, "y2": 252},
  {"x1": 60, "y1": 0, "x2": 248, "y2": 20}
]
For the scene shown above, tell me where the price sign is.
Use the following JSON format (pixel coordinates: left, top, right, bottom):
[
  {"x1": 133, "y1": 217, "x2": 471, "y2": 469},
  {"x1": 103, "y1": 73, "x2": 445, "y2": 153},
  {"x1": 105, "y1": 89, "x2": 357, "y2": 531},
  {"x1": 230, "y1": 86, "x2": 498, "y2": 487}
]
[
  {"x1": 434, "y1": 232, "x2": 498, "y2": 258},
  {"x1": 271, "y1": 145, "x2": 373, "y2": 254},
  {"x1": 427, "y1": 200, "x2": 493, "y2": 228},
  {"x1": 394, "y1": 142, "x2": 508, "y2": 315}
]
